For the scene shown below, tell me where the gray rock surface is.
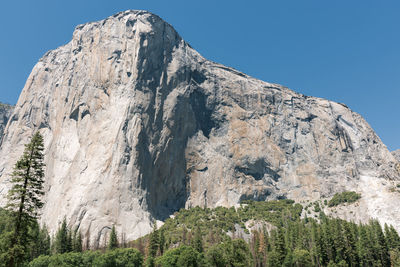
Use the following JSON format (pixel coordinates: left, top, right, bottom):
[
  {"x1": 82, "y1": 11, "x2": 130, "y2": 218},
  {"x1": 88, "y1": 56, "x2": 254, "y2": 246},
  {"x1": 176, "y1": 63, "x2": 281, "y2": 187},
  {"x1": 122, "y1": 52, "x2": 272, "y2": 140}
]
[
  {"x1": 393, "y1": 150, "x2": 400, "y2": 162},
  {"x1": 0, "y1": 10, "x2": 398, "y2": 246},
  {"x1": 0, "y1": 103, "x2": 13, "y2": 142}
]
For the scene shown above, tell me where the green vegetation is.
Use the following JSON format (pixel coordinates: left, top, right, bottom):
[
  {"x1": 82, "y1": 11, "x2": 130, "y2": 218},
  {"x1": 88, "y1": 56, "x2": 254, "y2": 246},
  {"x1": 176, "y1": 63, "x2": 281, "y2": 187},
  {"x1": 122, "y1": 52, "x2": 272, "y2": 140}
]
[
  {"x1": 143, "y1": 199, "x2": 302, "y2": 249},
  {"x1": 0, "y1": 208, "x2": 51, "y2": 265},
  {"x1": 1, "y1": 197, "x2": 400, "y2": 266},
  {"x1": 155, "y1": 245, "x2": 204, "y2": 267},
  {"x1": 2, "y1": 132, "x2": 46, "y2": 266},
  {"x1": 109, "y1": 225, "x2": 119, "y2": 250},
  {"x1": 52, "y1": 218, "x2": 82, "y2": 254},
  {"x1": 126, "y1": 199, "x2": 400, "y2": 266},
  {"x1": 328, "y1": 191, "x2": 361, "y2": 207},
  {"x1": 313, "y1": 202, "x2": 321, "y2": 212},
  {"x1": 29, "y1": 248, "x2": 143, "y2": 267}
]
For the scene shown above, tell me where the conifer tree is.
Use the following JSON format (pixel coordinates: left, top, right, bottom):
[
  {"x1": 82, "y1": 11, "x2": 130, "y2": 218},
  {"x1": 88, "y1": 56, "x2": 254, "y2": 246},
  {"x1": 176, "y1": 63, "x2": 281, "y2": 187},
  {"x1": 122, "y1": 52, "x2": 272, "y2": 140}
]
[
  {"x1": 389, "y1": 225, "x2": 400, "y2": 249},
  {"x1": 385, "y1": 223, "x2": 400, "y2": 250},
  {"x1": 6, "y1": 132, "x2": 46, "y2": 267},
  {"x1": 108, "y1": 225, "x2": 118, "y2": 250},
  {"x1": 343, "y1": 221, "x2": 358, "y2": 265},
  {"x1": 159, "y1": 228, "x2": 166, "y2": 255},
  {"x1": 274, "y1": 227, "x2": 286, "y2": 264},
  {"x1": 372, "y1": 220, "x2": 390, "y2": 266},
  {"x1": 145, "y1": 224, "x2": 159, "y2": 267},
  {"x1": 72, "y1": 227, "x2": 82, "y2": 252},
  {"x1": 66, "y1": 228, "x2": 72, "y2": 252},
  {"x1": 54, "y1": 218, "x2": 69, "y2": 254},
  {"x1": 28, "y1": 222, "x2": 50, "y2": 261},
  {"x1": 148, "y1": 224, "x2": 159, "y2": 257},
  {"x1": 357, "y1": 225, "x2": 368, "y2": 266},
  {"x1": 193, "y1": 225, "x2": 203, "y2": 253}
]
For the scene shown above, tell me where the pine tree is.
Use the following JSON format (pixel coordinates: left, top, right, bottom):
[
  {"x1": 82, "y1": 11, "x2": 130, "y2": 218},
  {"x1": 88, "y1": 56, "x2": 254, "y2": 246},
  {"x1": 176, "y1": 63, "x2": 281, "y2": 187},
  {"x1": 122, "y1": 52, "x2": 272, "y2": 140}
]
[
  {"x1": 37, "y1": 225, "x2": 51, "y2": 256},
  {"x1": 72, "y1": 227, "x2": 82, "y2": 252},
  {"x1": 159, "y1": 228, "x2": 166, "y2": 255},
  {"x1": 343, "y1": 221, "x2": 358, "y2": 265},
  {"x1": 311, "y1": 220, "x2": 322, "y2": 266},
  {"x1": 148, "y1": 224, "x2": 159, "y2": 257},
  {"x1": 66, "y1": 228, "x2": 72, "y2": 252},
  {"x1": 54, "y1": 218, "x2": 69, "y2": 254},
  {"x1": 332, "y1": 219, "x2": 345, "y2": 263},
  {"x1": 108, "y1": 225, "x2": 118, "y2": 250},
  {"x1": 27, "y1": 221, "x2": 50, "y2": 261},
  {"x1": 6, "y1": 132, "x2": 46, "y2": 267},
  {"x1": 372, "y1": 220, "x2": 390, "y2": 266},
  {"x1": 389, "y1": 225, "x2": 400, "y2": 249},
  {"x1": 385, "y1": 224, "x2": 400, "y2": 250},
  {"x1": 146, "y1": 224, "x2": 159, "y2": 267},
  {"x1": 274, "y1": 227, "x2": 287, "y2": 264},
  {"x1": 358, "y1": 224, "x2": 374, "y2": 266},
  {"x1": 193, "y1": 225, "x2": 203, "y2": 253}
]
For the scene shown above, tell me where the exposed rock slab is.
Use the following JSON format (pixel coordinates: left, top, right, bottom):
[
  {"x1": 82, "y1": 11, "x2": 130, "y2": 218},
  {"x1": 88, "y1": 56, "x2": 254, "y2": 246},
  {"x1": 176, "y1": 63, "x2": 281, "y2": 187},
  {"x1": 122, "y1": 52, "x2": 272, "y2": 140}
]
[
  {"x1": 0, "y1": 103, "x2": 13, "y2": 143},
  {"x1": 393, "y1": 150, "x2": 400, "y2": 162},
  {"x1": 0, "y1": 10, "x2": 398, "y2": 246},
  {"x1": 324, "y1": 175, "x2": 400, "y2": 231}
]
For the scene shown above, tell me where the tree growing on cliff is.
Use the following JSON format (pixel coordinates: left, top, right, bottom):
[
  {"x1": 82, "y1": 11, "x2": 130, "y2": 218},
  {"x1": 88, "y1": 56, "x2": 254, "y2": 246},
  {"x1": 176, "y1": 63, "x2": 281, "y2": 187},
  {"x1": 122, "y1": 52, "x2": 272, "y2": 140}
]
[{"x1": 5, "y1": 132, "x2": 46, "y2": 266}]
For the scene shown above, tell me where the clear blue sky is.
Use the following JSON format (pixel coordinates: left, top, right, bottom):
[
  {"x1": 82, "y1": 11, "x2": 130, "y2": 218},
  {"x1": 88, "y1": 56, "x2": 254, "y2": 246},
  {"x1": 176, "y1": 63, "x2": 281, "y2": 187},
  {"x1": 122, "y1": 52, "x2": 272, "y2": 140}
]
[{"x1": 0, "y1": 1, "x2": 399, "y2": 150}]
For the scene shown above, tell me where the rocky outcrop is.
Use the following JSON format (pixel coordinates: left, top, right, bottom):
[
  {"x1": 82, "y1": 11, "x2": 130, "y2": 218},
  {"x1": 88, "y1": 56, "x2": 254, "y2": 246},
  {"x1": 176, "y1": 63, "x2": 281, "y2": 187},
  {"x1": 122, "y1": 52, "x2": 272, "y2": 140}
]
[
  {"x1": 0, "y1": 103, "x2": 13, "y2": 143},
  {"x1": 393, "y1": 150, "x2": 400, "y2": 162},
  {"x1": 0, "y1": 10, "x2": 398, "y2": 246}
]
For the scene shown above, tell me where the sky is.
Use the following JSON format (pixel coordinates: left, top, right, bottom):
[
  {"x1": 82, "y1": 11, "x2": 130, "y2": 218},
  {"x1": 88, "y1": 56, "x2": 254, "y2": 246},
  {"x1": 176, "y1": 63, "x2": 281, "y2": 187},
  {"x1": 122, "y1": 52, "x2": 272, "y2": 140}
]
[{"x1": 0, "y1": 1, "x2": 399, "y2": 150}]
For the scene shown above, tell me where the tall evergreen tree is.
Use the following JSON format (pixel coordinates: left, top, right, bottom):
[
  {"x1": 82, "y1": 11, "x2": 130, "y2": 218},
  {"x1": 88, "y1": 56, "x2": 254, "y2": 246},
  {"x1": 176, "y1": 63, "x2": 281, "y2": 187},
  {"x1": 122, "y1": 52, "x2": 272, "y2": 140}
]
[
  {"x1": 148, "y1": 224, "x2": 159, "y2": 257},
  {"x1": 5, "y1": 132, "x2": 46, "y2": 267},
  {"x1": 274, "y1": 227, "x2": 287, "y2": 264},
  {"x1": 54, "y1": 218, "x2": 69, "y2": 254},
  {"x1": 29, "y1": 223, "x2": 50, "y2": 260},
  {"x1": 193, "y1": 225, "x2": 203, "y2": 253},
  {"x1": 108, "y1": 225, "x2": 118, "y2": 250},
  {"x1": 159, "y1": 228, "x2": 166, "y2": 255},
  {"x1": 146, "y1": 224, "x2": 159, "y2": 267},
  {"x1": 372, "y1": 220, "x2": 390, "y2": 266},
  {"x1": 385, "y1": 223, "x2": 400, "y2": 250},
  {"x1": 343, "y1": 221, "x2": 358, "y2": 265},
  {"x1": 72, "y1": 227, "x2": 82, "y2": 252}
]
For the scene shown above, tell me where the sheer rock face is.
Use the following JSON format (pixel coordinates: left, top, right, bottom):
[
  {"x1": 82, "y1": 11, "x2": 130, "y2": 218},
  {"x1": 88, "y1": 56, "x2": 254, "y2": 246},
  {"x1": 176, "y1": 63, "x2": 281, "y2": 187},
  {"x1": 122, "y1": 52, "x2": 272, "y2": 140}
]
[
  {"x1": 0, "y1": 103, "x2": 13, "y2": 142},
  {"x1": 393, "y1": 150, "x2": 400, "y2": 162},
  {"x1": 0, "y1": 10, "x2": 398, "y2": 246}
]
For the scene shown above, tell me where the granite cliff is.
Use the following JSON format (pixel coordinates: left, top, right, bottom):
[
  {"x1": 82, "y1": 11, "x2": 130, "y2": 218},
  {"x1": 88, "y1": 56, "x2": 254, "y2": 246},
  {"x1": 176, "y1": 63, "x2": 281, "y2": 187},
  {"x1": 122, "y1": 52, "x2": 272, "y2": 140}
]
[
  {"x1": 0, "y1": 103, "x2": 13, "y2": 143},
  {"x1": 0, "y1": 10, "x2": 398, "y2": 246},
  {"x1": 393, "y1": 150, "x2": 400, "y2": 162}
]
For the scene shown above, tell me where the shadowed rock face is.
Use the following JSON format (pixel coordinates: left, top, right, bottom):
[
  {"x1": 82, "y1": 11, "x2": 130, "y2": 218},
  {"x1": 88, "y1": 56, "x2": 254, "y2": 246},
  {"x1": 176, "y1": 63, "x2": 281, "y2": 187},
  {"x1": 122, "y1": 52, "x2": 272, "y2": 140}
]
[
  {"x1": 0, "y1": 103, "x2": 13, "y2": 142},
  {"x1": 0, "y1": 10, "x2": 398, "y2": 246}
]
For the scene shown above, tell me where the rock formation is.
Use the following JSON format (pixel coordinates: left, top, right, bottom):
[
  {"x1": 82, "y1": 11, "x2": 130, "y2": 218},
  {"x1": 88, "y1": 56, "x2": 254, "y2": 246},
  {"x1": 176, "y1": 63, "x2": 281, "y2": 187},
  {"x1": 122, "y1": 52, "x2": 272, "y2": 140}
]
[
  {"x1": 0, "y1": 103, "x2": 13, "y2": 142},
  {"x1": 0, "y1": 10, "x2": 398, "y2": 246},
  {"x1": 393, "y1": 150, "x2": 400, "y2": 162}
]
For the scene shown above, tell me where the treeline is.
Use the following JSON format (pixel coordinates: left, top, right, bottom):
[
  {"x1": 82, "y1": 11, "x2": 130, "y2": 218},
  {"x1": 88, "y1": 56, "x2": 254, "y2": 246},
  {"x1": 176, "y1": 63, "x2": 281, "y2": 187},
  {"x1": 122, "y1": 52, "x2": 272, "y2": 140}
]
[
  {"x1": 247, "y1": 215, "x2": 400, "y2": 266},
  {"x1": 127, "y1": 200, "x2": 400, "y2": 266},
  {"x1": 0, "y1": 209, "x2": 81, "y2": 264},
  {"x1": 3, "y1": 199, "x2": 400, "y2": 266}
]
